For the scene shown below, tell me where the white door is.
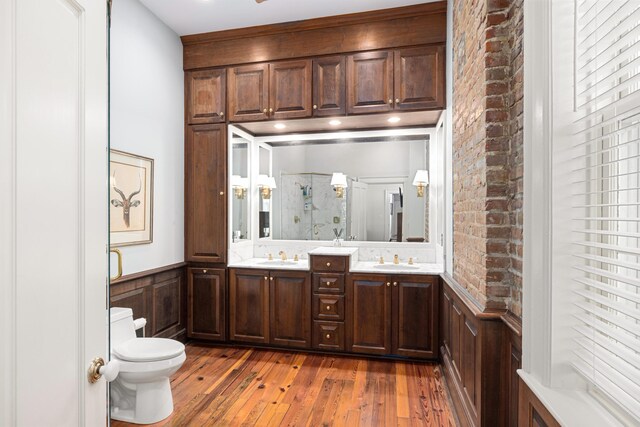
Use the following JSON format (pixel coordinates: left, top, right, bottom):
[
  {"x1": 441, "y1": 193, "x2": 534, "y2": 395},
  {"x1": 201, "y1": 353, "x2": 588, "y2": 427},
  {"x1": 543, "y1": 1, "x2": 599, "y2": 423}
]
[
  {"x1": 0, "y1": 0, "x2": 109, "y2": 425},
  {"x1": 349, "y1": 181, "x2": 368, "y2": 241}
]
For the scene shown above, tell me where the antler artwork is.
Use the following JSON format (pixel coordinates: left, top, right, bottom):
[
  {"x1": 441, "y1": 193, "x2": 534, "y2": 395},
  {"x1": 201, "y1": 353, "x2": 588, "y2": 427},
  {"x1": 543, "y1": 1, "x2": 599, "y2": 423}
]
[{"x1": 111, "y1": 171, "x2": 142, "y2": 228}]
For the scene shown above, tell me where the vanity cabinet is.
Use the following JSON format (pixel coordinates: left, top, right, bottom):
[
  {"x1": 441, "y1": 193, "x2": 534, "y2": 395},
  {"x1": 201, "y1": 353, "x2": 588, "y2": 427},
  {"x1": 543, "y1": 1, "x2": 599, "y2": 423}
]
[
  {"x1": 185, "y1": 68, "x2": 226, "y2": 124},
  {"x1": 187, "y1": 267, "x2": 226, "y2": 341},
  {"x1": 185, "y1": 124, "x2": 227, "y2": 264},
  {"x1": 310, "y1": 255, "x2": 348, "y2": 351},
  {"x1": 312, "y1": 56, "x2": 346, "y2": 117},
  {"x1": 348, "y1": 273, "x2": 439, "y2": 359},
  {"x1": 346, "y1": 47, "x2": 445, "y2": 114},
  {"x1": 228, "y1": 60, "x2": 312, "y2": 122},
  {"x1": 229, "y1": 268, "x2": 311, "y2": 348}
]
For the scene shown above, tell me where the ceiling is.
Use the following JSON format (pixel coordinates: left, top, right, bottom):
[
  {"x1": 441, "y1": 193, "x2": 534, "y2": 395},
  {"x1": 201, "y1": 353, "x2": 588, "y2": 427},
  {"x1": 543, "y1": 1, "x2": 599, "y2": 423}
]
[
  {"x1": 237, "y1": 110, "x2": 442, "y2": 136},
  {"x1": 139, "y1": 0, "x2": 440, "y2": 36}
]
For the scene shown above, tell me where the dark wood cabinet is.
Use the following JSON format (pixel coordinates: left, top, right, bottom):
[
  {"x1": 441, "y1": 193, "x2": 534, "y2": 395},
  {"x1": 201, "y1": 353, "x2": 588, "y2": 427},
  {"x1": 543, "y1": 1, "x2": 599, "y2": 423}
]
[
  {"x1": 349, "y1": 274, "x2": 392, "y2": 355},
  {"x1": 187, "y1": 267, "x2": 226, "y2": 341},
  {"x1": 185, "y1": 124, "x2": 227, "y2": 263},
  {"x1": 228, "y1": 63, "x2": 269, "y2": 122},
  {"x1": 185, "y1": 68, "x2": 226, "y2": 124},
  {"x1": 349, "y1": 273, "x2": 439, "y2": 359},
  {"x1": 270, "y1": 60, "x2": 312, "y2": 120},
  {"x1": 228, "y1": 60, "x2": 312, "y2": 122},
  {"x1": 394, "y1": 46, "x2": 445, "y2": 111},
  {"x1": 229, "y1": 268, "x2": 310, "y2": 348},
  {"x1": 229, "y1": 269, "x2": 270, "y2": 344},
  {"x1": 269, "y1": 270, "x2": 311, "y2": 348},
  {"x1": 346, "y1": 51, "x2": 394, "y2": 115},
  {"x1": 312, "y1": 56, "x2": 346, "y2": 117}
]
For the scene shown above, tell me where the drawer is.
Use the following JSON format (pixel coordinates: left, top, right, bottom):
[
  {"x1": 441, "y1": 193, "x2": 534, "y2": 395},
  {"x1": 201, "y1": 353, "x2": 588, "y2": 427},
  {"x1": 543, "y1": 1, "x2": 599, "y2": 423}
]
[
  {"x1": 312, "y1": 321, "x2": 345, "y2": 351},
  {"x1": 311, "y1": 255, "x2": 347, "y2": 272},
  {"x1": 313, "y1": 273, "x2": 345, "y2": 294},
  {"x1": 313, "y1": 294, "x2": 344, "y2": 321}
]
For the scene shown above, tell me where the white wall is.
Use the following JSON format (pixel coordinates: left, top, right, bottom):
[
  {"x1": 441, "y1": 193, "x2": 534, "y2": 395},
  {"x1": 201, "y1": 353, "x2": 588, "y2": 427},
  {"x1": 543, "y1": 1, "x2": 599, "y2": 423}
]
[{"x1": 110, "y1": 0, "x2": 184, "y2": 275}]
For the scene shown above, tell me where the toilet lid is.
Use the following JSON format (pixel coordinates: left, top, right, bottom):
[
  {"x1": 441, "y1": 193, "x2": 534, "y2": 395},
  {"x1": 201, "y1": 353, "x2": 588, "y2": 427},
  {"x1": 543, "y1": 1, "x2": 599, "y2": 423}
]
[{"x1": 113, "y1": 338, "x2": 185, "y2": 362}]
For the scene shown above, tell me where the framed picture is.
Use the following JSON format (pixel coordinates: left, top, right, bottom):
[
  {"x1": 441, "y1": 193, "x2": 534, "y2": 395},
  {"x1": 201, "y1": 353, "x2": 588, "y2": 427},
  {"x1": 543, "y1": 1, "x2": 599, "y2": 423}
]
[{"x1": 110, "y1": 149, "x2": 154, "y2": 247}]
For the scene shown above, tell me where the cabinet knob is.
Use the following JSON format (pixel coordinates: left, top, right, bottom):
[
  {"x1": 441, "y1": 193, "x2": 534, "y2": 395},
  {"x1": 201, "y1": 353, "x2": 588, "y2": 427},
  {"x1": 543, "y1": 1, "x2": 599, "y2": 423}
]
[
  {"x1": 326, "y1": 282, "x2": 331, "y2": 286},
  {"x1": 203, "y1": 270, "x2": 207, "y2": 273},
  {"x1": 219, "y1": 191, "x2": 224, "y2": 196},
  {"x1": 326, "y1": 305, "x2": 331, "y2": 311},
  {"x1": 388, "y1": 99, "x2": 393, "y2": 104},
  {"x1": 395, "y1": 99, "x2": 400, "y2": 104},
  {"x1": 313, "y1": 104, "x2": 317, "y2": 110},
  {"x1": 270, "y1": 277, "x2": 274, "y2": 281},
  {"x1": 264, "y1": 276, "x2": 268, "y2": 280},
  {"x1": 263, "y1": 108, "x2": 268, "y2": 114},
  {"x1": 269, "y1": 108, "x2": 273, "y2": 113},
  {"x1": 325, "y1": 334, "x2": 331, "y2": 339},
  {"x1": 386, "y1": 282, "x2": 391, "y2": 287},
  {"x1": 393, "y1": 282, "x2": 398, "y2": 287},
  {"x1": 326, "y1": 262, "x2": 331, "y2": 267}
]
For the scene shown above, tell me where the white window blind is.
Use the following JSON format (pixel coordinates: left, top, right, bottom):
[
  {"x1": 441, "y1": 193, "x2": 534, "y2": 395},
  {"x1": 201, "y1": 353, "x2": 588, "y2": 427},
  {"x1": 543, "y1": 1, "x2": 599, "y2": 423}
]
[{"x1": 572, "y1": 0, "x2": 640, "y2": 421}]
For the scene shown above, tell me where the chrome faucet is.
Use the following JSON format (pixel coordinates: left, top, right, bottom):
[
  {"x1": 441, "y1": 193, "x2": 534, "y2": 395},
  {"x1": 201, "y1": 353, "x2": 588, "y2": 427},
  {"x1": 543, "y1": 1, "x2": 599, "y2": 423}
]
[{"x1": 279, "y1": 251, "x2": 287, "y2": 261}]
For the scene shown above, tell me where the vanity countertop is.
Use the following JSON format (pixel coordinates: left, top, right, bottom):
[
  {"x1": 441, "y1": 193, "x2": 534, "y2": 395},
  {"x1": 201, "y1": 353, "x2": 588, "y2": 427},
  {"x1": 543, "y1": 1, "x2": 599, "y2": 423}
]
[
  {"x1": 350, "y1": 261, "x2": 444, "y2": 275},
  {"x1": 307, "y1": 247, "x2": 359, "y2": 256},
  {"x1": 228, "y1": 258, "x2": 310, "y2": 271}
]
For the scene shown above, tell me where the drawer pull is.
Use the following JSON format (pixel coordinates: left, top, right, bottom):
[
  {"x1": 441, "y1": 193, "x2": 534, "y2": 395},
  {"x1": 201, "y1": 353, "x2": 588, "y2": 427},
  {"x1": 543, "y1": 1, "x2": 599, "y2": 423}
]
[
  {"x1": 203, "y1": 269, "x2": 207, "y2": 273},
  {"x1": 393, "y1": 282, "x2": 398, "y2": 287},
  {"x1": 270, "y1": 277, "x2": 274, "y2": 281},
  {"x1": 264, "y1": 276, "x2": 268, "y2": 280},
  {"x1": 326, "y1": 262, "x2": 331, "y2": 267},
  {"x1": 326, "y1": 305, "x2": 331, "y2": 310},
  {"x1": 386, "y1": 282, "x2": 391, "y2": 287},
  {"x1": 326, "y1": 334, "x2": 331, "y2": 339},
  {"x1": 326, "y1": 282, "x2": 332, "y2": 286}
]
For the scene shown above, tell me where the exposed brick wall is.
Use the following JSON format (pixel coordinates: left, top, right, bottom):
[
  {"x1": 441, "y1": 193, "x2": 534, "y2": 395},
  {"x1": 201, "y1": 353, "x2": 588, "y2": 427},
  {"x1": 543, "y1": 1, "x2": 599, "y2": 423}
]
[{"x1": 452, "y1": 0, "x2": 524, "y2": 314}]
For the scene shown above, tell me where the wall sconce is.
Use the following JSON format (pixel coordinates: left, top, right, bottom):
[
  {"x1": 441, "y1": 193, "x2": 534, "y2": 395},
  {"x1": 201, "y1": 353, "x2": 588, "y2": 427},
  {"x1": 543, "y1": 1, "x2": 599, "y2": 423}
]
[
  {"x1": 231, "y1": 175, "x2": 248, "y2": 199},
  {"x1": 331, "y1": 172, "x2": 348, "y2": 198},
  {"x1": 257, "y1": 174, "x2": 277, "y2": 199},
  {"x1": 412, "y1": 170, "x2": 429, "y2": 197}
]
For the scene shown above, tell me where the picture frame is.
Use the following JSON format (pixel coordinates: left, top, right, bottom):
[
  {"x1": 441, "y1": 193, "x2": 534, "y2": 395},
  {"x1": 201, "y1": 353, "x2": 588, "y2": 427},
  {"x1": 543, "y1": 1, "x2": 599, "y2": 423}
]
[{"x1": 110, "y1": 149, "x2": 154, "y2": 247}]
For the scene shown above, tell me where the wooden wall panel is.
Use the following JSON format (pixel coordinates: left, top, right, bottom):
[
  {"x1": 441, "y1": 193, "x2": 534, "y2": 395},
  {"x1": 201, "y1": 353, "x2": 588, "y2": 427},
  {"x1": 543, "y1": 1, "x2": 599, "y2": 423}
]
[
  {"x1": 110, "y1": 263, "x2": 187, "y2": 341},
  {"x1": 518, "y1": 378, "x2": 561, "y2": 427},
  {"x1": 181, "y1": 3, "x2": 446, "y2": 70}
]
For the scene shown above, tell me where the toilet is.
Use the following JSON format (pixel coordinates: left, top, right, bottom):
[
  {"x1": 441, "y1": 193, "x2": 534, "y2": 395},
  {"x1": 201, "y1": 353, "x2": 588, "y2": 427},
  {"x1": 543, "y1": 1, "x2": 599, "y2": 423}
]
[{"x1": 109, "y1": 307, "x2": 186, "y2": 424}]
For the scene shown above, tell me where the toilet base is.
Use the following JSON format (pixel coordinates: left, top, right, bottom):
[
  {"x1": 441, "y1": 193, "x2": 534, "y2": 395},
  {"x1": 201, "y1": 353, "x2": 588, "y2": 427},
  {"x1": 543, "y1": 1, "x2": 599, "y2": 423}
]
[{"x1": 111, "y1": 377, "x2": 174, "y2": 424}]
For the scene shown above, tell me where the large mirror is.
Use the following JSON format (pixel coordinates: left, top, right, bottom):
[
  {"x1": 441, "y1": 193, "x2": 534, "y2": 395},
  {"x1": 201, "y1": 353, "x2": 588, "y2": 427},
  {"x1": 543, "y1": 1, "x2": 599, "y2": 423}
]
[
  {"x1": 267, "y1": 133, "x2": 430, "y2": 242},
  {"x1": 230, "y1": 131, "x2": 250, "y2": 242}
]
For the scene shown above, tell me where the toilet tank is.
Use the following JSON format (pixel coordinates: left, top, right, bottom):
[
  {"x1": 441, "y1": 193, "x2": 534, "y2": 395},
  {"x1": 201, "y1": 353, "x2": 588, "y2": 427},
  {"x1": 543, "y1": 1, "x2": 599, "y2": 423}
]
[{"x1": 110, "y1": 307, "x2": 137, "y2": 347}]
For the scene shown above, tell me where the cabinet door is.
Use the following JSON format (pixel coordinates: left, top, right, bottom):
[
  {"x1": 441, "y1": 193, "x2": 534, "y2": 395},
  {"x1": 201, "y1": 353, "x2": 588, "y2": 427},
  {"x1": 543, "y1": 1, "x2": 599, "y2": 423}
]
[
  {"x1": 394, "y1": 46, "x2": 445, "y2": 111},
  {"x1": 228, "y1": 63, "x2": 269, "y2": 122},
  {"x1": 270, "y1": 270, "x2": 311, "y2": 348},
  {"x1": 349, "y1": 274, "x2": 391, "y2": 355},
  {"x1": 312, "y1": 56, "x2": 345, "y2": 117},
  {"x1": 185, "y1": 124, "x2": 227, "y2": 263},
  {"x1": 185, "y1": 68, "x2": 226, "y2": 124},
  {"x1": 269, "y1": 60, "x2": 312, "y2": 120},
  {"x1": 187, "y1": 267, "x2": 226, "y2": 341},
  {"x1": 229, "y1": 269, "x2": 270, "y2": 344},
  {"x1": 392, "y1": 276, "x2": 439, "y2": 359},
  {"x1": 346, "y1": 51, "x2": 394, "y2": 115}
]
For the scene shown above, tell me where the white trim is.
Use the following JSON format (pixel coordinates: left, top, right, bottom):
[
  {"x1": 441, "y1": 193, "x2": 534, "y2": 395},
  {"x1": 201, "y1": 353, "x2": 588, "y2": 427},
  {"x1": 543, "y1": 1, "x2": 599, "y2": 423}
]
[
  {"x1": 0, "y1": 0, "x2": 16, "y2": 424},
  {"x1": 522, "y1": 0, "x2": 553, "y2": 384},
  {"x1": 444, "y1": 0, "x2": 453, "y2": 274}
]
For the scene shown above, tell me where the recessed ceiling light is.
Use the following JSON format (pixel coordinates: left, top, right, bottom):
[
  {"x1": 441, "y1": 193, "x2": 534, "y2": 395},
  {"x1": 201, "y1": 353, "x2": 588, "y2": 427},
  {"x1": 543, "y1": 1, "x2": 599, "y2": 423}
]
[
  {"x1": 274, "y1": 123, "x2": 286, "y2": 129},
  {"x1": 329, "y1": 119, "x2": 342, "y2": 126},
  {"x1": 388, "y1": 116, "x2": 401, "y2": 123}
]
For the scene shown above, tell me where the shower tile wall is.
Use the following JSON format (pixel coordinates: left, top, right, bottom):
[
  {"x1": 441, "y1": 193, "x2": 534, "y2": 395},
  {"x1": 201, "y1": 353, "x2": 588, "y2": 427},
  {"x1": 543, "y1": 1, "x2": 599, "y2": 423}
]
[{"x1": 279, "y1": 174, "x2": 346, "y2": 240}]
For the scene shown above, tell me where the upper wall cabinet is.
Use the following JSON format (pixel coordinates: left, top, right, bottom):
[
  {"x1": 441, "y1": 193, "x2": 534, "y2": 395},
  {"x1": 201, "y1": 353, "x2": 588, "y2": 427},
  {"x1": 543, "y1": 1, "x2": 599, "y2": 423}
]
[
  {"x1": 228, "y1": 60, "x2": 312, "y2": 122},
  {"x1": 185, "y1": 69, "x2": 226, "y2": 124},
  {"x1": 346, "y1": 51, "x2": 394, "y2": 115},
  {"x1": 347, "y1": 47, "x2": 446, "y2": 115},
  {"x1": 185, "y1": 124, "x2": 227, "y2": 263},
  {"x1": 312, "y1": 56, "x2": 346, "y2": 117},
  {"x1": 394, "y1": 46, "x2": 445, "y2": 111}
]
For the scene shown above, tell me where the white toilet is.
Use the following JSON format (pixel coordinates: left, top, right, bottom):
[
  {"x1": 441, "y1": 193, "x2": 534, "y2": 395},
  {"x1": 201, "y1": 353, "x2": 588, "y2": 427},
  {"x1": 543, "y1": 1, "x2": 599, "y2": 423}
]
[{"x1": 110, "y1": 307, "x2": 186, "y2": 424}]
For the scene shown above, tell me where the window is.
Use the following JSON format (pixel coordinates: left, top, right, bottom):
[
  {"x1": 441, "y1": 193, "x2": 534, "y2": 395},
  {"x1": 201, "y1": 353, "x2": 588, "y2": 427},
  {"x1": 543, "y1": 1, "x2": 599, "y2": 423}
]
[{"x1": 571, "y1": 0, "x2": 640, "y2": 420}]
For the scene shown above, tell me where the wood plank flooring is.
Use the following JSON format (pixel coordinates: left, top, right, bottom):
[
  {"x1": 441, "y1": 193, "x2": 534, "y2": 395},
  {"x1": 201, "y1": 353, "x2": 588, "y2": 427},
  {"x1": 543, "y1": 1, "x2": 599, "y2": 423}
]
[{"x1": 111, "y1": 344, "x2": 456, "y2": 427}]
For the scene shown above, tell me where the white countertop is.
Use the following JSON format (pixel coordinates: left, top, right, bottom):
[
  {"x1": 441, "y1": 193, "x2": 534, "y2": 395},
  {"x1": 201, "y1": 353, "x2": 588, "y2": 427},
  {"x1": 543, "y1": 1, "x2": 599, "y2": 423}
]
[
  {"x1": 307, "y1": 246, "x2": 359, "y2": 256},
  {"x1": 350, "y1": 261, "x2": 444, "y2": 275},
  {"x1": 228, "y1": 258, "x2": 310, "y2": 271}
]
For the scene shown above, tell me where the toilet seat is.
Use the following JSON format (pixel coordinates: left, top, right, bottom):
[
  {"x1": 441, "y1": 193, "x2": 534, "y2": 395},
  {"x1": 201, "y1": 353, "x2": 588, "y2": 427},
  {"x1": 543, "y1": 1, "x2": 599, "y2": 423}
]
[{"x1": 113, "y1": 338, "x2": 185, "y2": 362}]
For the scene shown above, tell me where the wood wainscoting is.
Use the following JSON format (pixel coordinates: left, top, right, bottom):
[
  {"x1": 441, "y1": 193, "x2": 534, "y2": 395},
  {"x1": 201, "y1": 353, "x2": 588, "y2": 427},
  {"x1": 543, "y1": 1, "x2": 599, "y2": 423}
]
[
  {"x1": 440, "y1": 274, "x2": 522, "y2": 427},
  {"x1": 110, "y1": 262, "x2": 187, "y2": 342}
]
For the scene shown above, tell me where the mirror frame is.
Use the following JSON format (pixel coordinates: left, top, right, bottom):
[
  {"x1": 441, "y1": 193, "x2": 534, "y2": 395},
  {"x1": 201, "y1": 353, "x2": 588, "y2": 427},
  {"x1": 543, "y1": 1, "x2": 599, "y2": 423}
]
[{"x1": 228, "y1": 125, "x2": 254, "y2": 246}]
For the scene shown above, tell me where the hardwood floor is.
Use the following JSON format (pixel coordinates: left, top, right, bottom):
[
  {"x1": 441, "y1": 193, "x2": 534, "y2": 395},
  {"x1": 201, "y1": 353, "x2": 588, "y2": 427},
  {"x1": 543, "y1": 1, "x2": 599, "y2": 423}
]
[{"x1": 111, "y1": 344, "x2": 456, "y2": 426}]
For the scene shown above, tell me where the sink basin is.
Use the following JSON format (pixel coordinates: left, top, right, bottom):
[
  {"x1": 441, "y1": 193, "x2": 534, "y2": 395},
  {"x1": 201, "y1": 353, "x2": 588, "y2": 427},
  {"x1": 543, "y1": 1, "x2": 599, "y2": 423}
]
[
  {"x1": 257, "y1": 259, "x2": 300, "y2": 266},
  {"x1": 373, "y1": 263, "x2": 420, "y2": 270}
]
